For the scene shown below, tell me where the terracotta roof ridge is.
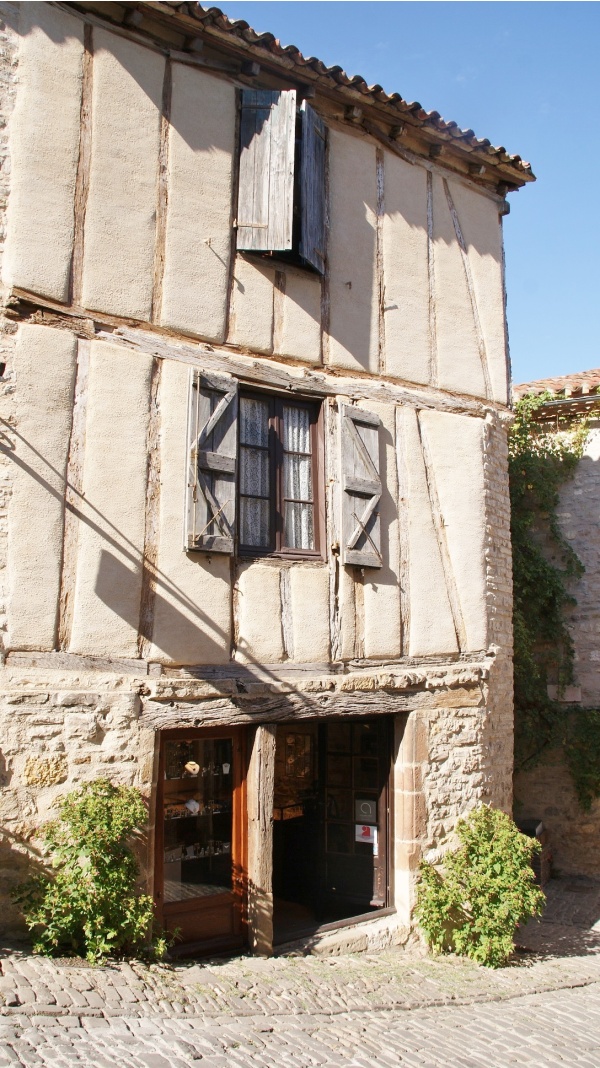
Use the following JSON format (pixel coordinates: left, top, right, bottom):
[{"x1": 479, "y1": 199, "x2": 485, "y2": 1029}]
[
  {"x1": 516, "y1": 369, "x2": 600, "y2": 389},
  {"x1": 514, "y1": 368, "x2": 600, "y2": 401}
]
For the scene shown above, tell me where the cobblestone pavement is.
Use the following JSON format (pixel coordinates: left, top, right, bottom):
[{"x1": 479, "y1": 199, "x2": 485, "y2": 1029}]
[
  {"x1": 0, "y1": 877, "x2": 598, "y2": 1066},
  {"x1": 0, "y1": 985, "x2": 599, "y2": 1067}
]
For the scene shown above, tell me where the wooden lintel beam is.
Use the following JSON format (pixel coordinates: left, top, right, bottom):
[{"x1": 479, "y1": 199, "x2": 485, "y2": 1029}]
[
  {"x1": 141, "y1": 685, "x2": 484, "y2": 731},
  {"x1": 6, "y1": 287, "x2": 508, "y2": 419}
]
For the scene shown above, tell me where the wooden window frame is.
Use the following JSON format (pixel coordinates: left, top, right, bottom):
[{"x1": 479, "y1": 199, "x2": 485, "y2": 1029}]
[{"x1": 238, "y1": 389, "x2": 325, "y2": 560}]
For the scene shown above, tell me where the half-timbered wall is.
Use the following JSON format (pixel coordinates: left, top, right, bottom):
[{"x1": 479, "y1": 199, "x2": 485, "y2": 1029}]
[
  {"x1": 5, "y1": 322, "x2": 493, "y2": 668},
  {"x1": 3, "y1": 4, "x2": 508, "y2": 402},
  {"x1": 0, "y1": 3, "x2": 516, "y2": 948}
]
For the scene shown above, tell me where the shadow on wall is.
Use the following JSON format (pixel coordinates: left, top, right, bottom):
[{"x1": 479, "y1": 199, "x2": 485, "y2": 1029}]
[
  {"x1": 17, "y1": 7, "x2": 235, "y2": 157},
  {"x1": 367, "y1": 415, "x2": 397, "y2": 595},
  {"x1": 2, "y1": 419, "x2": 234, "y2": 663},
  {"x1": 0, "y1": 416, "x2": 343, "y2": 684},
  {"x1": 2, "y1": 417, "x2": 301, "y2": 679},
  {"x1": 0, "y1": 826, "x2": 48, "y2": 945},
  {"x1": 94, "y1": 548, "x2": 227, "y2": 664}
]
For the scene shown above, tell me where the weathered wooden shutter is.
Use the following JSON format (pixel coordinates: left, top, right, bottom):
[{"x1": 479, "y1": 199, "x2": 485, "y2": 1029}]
[
  {"x1": 236, "y1": 89, "x2": 296, "y2": 252},
  {"x1": 299, "y1": 101, "x2": 327, "y2": 274},
  {"x1": 341, "y1": 405, "x2": 382, "y2": 568},
  {"x1": 185, "y1": 370, "x2": 238, "y2": 554}
]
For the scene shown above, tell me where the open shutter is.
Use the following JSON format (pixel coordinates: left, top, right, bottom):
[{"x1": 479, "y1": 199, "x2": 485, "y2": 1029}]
[
  {"x1": 185, "y1": 370, "x2": 238, "y2": 554},
  {"x1": 299, "y1": 101, "x2": 327, "y2": 274},
  {"x1": 237, "y1": 89, "x2": 296, "y2": 252},
  {"x1": 341, "y1": 405, "x2": 382, "y2": 568}
]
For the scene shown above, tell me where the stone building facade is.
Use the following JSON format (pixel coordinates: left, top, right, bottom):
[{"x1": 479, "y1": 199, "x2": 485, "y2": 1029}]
[
  {"x1": 0, "y1": 2, "x2": 532, "y2": 954},
  {"x1": 513, "y1": 372, "x2": 600, "y2": 879}
]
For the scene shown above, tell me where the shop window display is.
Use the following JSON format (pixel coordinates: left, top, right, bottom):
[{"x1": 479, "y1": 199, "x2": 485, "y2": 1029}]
[{"x1": 162, "y1": 739, "x2": 234, "y2": 903}]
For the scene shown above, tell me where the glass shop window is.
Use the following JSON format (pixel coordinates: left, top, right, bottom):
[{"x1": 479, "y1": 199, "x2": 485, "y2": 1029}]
[{"x1": 162, "y1": 739, "x2": 234, "y2": 904}]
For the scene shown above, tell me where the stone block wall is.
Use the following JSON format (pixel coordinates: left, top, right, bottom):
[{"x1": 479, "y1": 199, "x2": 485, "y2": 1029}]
[
  {"x1": 0, "y1": 668, "x2": 157, "y2": 941},
  {"x1": 514, "y1": 422, "x2": 600, "y2": 878},
  {"x1": 560, "y1": 424, "x2": 600, "y2": 706}
]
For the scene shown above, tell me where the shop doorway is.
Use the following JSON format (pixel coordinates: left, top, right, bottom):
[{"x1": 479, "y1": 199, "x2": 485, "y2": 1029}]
[
  {"x1": 155, "y1": 727, "x2": 246, "y2": 954},
  {"x1": 273, "y1": 717, "x2": 392, "y2": 944}
]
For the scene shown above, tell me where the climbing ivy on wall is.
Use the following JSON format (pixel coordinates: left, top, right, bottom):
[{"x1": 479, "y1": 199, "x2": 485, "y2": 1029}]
[{"x1": 509, "y1": 392, "x2": 600, "y2": 809}]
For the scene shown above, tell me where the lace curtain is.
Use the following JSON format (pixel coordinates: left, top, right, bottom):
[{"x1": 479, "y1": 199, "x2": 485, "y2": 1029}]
[
  {"x1": 238, "y1": 398, "x2": 315, "y2": 551},
  {"x1": 283, "y1": 405, "x2": 314, "y2": 551}
]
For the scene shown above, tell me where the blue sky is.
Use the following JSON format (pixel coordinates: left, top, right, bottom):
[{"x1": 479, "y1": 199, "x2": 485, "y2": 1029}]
[{"x1": 217, "y1": 1, "x2": 599, "y2": 384}]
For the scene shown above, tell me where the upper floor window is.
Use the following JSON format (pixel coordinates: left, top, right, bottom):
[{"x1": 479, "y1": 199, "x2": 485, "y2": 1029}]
[
  {"x1": 236, "y1": 90, "x2": 326, "y2": 275},
  {"x1": 185, "y1": 372, "x2": 383, "y2": 570},
  {"x1": 239, "y1": 392, "x2": 320, "y2": 555},
  {"x1": 185, "y1": 371, "x2": 322, "y2": 559}
]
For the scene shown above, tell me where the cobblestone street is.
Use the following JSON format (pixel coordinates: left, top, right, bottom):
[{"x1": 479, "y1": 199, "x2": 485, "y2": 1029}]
[
  {"x1": 1, "y1": 984, "x2": 600, "y2": 1068},
  {"x1": 1, "y1": 878, "x2": 599, "y2": 1066}
]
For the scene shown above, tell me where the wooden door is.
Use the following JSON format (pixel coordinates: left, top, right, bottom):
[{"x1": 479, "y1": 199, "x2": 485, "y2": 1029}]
[{"x1": 155, "y1": 727, "x2": 247, "y2": 953}]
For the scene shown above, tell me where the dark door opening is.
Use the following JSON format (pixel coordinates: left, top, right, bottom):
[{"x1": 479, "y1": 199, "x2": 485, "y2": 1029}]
[{"x1": 273, "y1": 717, "x2": 391, "y2": 944}]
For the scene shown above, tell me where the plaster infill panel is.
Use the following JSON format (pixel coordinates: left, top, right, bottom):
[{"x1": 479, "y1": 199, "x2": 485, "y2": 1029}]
[
  {"x1": 160, "y1": 65, "x2": 235, "y2": 343},
  {"x1": 149, "y1": 359, "x2": 231, "y2": 664},
  {"x1": 328, "y1": 129, "x2": 379, "y2": 373},
  {"x1": 69, "y1": 341, "x2": 153, "y2": 658},
  {"x1": 81, "y1": 29, "x2": 164, "y2": 320},
  {"x1": 235, "y1": 564, "x2": 284, "y2": 664},
  {"x1": 3, "y1": 3, "x2": 83, "y2": 302},
  {"x1": 419, "y1": 410, "x2": 488, "y2": 651},
  {"x1": 397, "y1": 406, "x2": 458, "y2": 656},
  {"x1": 361, "y1": 401, "x2": 401, "y2": 659},
  {"x1": 431, "y1": 173, "x2": 487, "y2": 399},
  {"x1": 382, "y1": 154, "x2": 430, "y2": 386},
  {"x1": 289, "y1": 566, "x2": 330, "y2": 662},
  {"x1": 275, "y1": 268, "x2": 322, "y2": 365},
  {"x1": 448, "y1": 180, "x2": 508, "y2": 405},
  {"x1": 229, "y1": 256, "x2": 275, "y2": 354},
  {"x1": 7, "y1": 325, "x2": 77, "y2": 649}
]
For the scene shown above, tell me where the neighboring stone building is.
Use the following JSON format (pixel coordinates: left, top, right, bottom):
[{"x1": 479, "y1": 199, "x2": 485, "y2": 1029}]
[
  {"x1": 0, "y1": 1, "x2": 533, "y2": 955},
  {"x1": 513, "y1": 371, "x2": 600, "y2": 879}
]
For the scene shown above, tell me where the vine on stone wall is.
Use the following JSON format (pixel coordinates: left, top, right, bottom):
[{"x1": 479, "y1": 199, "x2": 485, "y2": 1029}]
[{"x1": 508, "y1": 392, "x2": 600, "y2": 808}]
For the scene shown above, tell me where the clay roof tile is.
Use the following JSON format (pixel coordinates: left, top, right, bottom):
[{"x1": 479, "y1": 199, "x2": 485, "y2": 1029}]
[
  {"x1": 514, "y1": 369, "x2": 600, "y2": 401},
  {"x1": 171, "y1": 3, "x2": 535, "y2": 184}
]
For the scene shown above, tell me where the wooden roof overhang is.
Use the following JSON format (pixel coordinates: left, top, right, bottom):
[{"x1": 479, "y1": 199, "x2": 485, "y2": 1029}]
[
  {"x1": 61, "y1": 1, "x2": 535, "y2": 199},
  {"x1": 526, "y1": 395, "x2": 600, "y2": 422}
]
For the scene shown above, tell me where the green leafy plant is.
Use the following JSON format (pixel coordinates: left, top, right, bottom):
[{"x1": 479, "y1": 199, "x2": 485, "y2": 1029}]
[
  {"x1": 13, "y1": 778, "x2": 164, "y2": 963},
  {"x1": 415, "y1": 806, "x2": 545, "y2": 968},
  {"x1": 509, "y1": 392, "x2": 600, "y2": 810},
  {"x1": 509, "y1": 393, "x2": 587, "y2": 770},
  {"x1": 564, "y1": 708, "x2": 600, "y2": 810}
]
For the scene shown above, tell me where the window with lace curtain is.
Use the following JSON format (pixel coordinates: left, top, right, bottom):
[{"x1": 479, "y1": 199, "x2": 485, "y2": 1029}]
[{"x1": 238, "y1": 391, "x2": 321, "y2": 556}]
